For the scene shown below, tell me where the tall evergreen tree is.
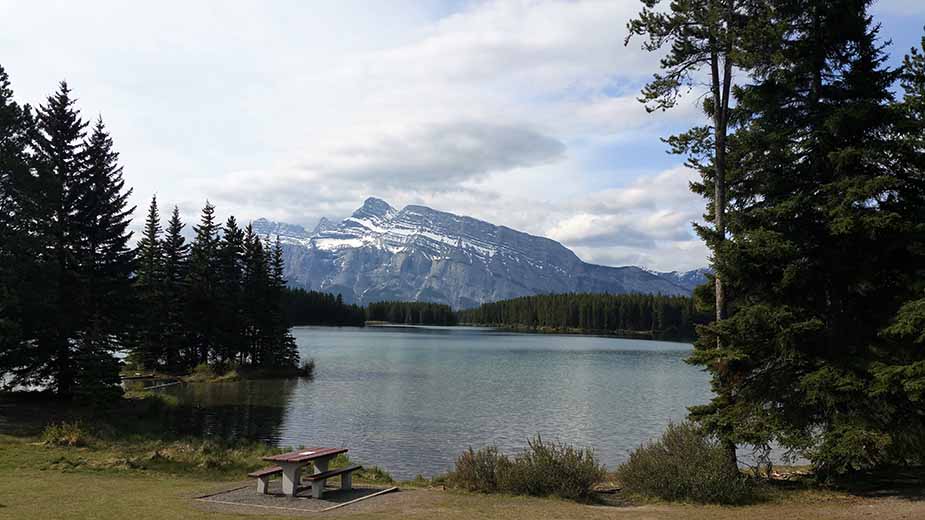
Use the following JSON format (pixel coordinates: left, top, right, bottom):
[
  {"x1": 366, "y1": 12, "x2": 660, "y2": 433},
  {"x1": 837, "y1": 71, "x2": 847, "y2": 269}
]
[
  {"x1": 186, "y1": 201, "x2": 220, "y2": 366},
  {"x1": 134, "y1": 195, "x2": 164, "y2": 369},
  {"x1": 690, "y1": 3, "x2": 925, "y2": 475},
  {"x1": 626, "y1": 0, "x2": 764, "y2": 466},
  {"x1": 28, "y1": 81, "x2": 90, "y2": 397},
  {"x1": 216, "y1": 216, "x2": 244, "y2": 365},
  {"x1": 0, "y1": 65, "x2": 36, "y2": 386},
  {"x1": 161, "y1": 206, "x2": 190, "y2": 371},
  {"x1": 267, "y1": 237, "x2": 299, "y2": 368},
  {"x1": 72, "y1": 117, "x2": 134, "y2": 400},
  {"x1": 240, "y1": 226, "x2": 269, "y2": 365}
]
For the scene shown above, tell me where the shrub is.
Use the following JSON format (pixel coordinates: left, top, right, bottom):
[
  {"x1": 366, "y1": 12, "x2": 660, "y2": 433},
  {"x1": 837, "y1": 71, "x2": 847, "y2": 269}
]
[
  {"x1": 617, "y1": 421, "x2": 756, "y2": 504},
  {"x1": 451, "y1": 446, "x2": 510, "y2": 493},
  {"x1": 450, "y1": 436, "x2": 606, "y2": 501},
  {"x1": 42, "y1": 421, "x2": 93, "y2": 447},
  {"x1": 505, "y1": 435, "x2": 606, "y2": 501},
  {"x1": 299, "y1": 358, "x2": 316, "y2": 379}
]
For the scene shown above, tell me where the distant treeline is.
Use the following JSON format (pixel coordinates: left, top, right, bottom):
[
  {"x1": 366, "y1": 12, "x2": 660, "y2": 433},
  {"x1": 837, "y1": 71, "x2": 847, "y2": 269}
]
[
  {"x1": 283, "y1": 289, "x2": 366, "y2": 326},
  {"x1": 283, "y1": 292, "x2": 702, "y2": 337},
  {"x1": 282, "y1": 295, "x2": 458, "y2": 326},
  {"x1": 457, "y1": 293, "x2": 704, "y2": 340},
  {"x1": 367, "y1": 301, "x2": 458, "y2": 326}
]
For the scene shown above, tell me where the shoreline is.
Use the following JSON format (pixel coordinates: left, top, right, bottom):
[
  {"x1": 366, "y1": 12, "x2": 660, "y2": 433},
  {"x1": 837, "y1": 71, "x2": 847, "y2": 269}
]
[{"x1": 293, "y1": 321, "x2": 696, "y2": 343}]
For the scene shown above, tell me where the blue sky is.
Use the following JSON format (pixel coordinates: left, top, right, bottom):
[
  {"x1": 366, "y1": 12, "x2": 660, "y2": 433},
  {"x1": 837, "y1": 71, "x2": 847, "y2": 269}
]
[{"x1": 0, "y1": 0, "x2": 922, "y2": 270}]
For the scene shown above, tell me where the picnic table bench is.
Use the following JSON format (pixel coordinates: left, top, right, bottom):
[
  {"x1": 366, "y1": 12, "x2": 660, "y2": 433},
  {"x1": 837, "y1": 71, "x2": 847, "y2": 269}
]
[{"x1": 249, "y1": 447, "x2": 361, "y2": 498}]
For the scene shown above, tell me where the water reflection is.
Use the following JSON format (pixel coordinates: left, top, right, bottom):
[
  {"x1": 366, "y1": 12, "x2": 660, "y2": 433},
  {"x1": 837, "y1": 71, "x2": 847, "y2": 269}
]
[
  {"x1": 168, "y1": 379, "x2": 296, "y2": 443},
  {"x1": 165, "y1": 326, "x2": 711, "y2": 479}
]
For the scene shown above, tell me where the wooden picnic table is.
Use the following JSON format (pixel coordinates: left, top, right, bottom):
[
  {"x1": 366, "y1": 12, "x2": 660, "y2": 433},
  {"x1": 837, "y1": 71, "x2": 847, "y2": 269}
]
[{"x1": 262, "y1": 447, "x2": 349, "y2": 497}]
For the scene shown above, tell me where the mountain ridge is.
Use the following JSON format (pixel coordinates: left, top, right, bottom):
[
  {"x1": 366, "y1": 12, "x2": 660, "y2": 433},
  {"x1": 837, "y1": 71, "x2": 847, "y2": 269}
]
[{"x1": 253, "y1": 197, "x2": 708, "y2": 308}]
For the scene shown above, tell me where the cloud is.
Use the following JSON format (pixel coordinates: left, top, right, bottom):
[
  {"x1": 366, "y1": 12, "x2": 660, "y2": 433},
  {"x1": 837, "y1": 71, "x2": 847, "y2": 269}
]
[
  {"x1": 545, "y1": 166, "x2": 708, "y2": 270},
  {"x1": 296, "y1": 121, "x2": 565, "y2": 188}
]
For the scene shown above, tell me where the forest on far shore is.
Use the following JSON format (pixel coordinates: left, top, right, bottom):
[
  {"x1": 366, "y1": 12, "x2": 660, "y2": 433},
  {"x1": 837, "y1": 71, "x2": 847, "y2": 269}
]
[{"x1": 284, "y1": 289, "x2": 703, "y2": 340}]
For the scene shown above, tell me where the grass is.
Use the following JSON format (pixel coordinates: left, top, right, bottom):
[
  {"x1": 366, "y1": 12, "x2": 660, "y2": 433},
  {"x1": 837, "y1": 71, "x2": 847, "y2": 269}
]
[{"x1": 0, "y1": 436, "x2": 921, "y2": 520}]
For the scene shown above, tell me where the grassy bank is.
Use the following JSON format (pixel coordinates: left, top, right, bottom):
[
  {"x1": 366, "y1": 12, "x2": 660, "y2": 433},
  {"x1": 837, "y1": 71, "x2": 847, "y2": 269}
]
[{"x1": 121, "y1": 358, "x2": 316, "y2": 386}]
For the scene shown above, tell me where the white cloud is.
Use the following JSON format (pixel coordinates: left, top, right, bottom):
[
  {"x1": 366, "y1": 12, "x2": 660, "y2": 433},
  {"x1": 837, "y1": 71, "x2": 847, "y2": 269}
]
[{"x1": 542, "y1": 166, "x2": 707, "y2": 270}]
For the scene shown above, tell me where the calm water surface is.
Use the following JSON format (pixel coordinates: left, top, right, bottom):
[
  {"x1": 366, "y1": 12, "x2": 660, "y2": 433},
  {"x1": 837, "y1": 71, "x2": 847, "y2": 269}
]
[{"x1": 167, "y1": 326, "x2": 710, "y2": 479}]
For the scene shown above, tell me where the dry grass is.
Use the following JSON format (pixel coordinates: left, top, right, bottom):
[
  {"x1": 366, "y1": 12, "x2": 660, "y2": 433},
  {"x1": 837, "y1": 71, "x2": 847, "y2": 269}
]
[{"x1": 0, "y1": 434, "x2": 923, "y2": 520}]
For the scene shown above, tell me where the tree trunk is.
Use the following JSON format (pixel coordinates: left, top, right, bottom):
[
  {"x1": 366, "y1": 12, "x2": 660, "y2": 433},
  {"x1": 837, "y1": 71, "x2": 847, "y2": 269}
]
[{"x1": 710, "y1": 4, "x2": 735, "y2": 466}]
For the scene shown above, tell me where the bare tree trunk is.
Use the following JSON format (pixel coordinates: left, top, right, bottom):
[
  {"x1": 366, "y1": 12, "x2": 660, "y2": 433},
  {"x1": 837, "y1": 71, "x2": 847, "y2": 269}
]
[{"x1": 710, "y1": 1, "x2": 736, "y2": 470}]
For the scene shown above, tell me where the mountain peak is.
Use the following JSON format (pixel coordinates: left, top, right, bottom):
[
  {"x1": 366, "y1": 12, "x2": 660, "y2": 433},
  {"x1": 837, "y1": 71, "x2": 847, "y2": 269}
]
[
  {"x1": 251, "y1": 218, "x2": 308, "y2": 239},
  {"x1": 352, "y1": 197, "x2": 395, "y2": 220},
  {"x1": 312, "y1": 216, "x2": 335, "y2": 234}
]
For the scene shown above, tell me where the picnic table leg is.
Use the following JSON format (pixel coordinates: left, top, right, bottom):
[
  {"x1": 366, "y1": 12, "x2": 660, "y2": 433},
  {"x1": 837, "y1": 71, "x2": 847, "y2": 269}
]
[
  {"x1": 341, "y1": 471, "x2": 353, "y2": 491},
  {"x1": 256, "y1": 475, "x2": 270, "y2": 494},
  {"x1": 311, "y1": 456, "x2": 331, "y2": 499},
  {"x1": 281, "y1": 463, "x2": 301, "y2": 497}
]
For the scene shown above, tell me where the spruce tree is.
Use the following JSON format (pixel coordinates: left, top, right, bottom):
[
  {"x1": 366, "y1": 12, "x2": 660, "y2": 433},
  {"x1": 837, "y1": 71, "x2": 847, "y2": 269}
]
[
  {"x1": 72, "y1": 117, "x2": 134, "y2": 401},
  {"x1": 690, "y1": 3, "x2": 925, "y2": 475},
  {"x1": 162, "y1": 206, "x2": 190, "y2": 371},
  {"x1": 240, "y1": 225, "x2": 268, "y2": 365},
  {"x1": 0, "y1": 65, "x2": 36, "y2": 387},
  {"x1": 216, "y1": 216, "x2": 244, "y2": 365},
  {"x1": 134, "y1": 195, "x2": 164, "y2": 369},
  {"x1": 29, "y1": 81, "x2": 90, "y2": 397},
  {"x1": 186, "y1": 201, "x2": 220, "y2": 367},
  {"x1": 268, "y1": 237, "x2": 299, "y2": 368},
  {"x1": 626, "y1": 0, "x2": 765, "y2": 467}
]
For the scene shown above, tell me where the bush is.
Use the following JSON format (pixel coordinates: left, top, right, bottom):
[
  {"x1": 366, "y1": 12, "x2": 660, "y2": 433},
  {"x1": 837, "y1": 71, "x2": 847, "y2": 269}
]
[
  {"x1": 452, "y1": 446, "x2": 510, "y2": 493},
  {"x1": 617, "y1": 421, "x2": 756, "y2": 504},
  {"x1": 42, "y1": 421, "x2": 94, "y2": 447},
  {"x1": 450, "y1": 436, "x2": 606, "y2": 501},
  {"x1": 299, "y1": 358, "x2": 316, "y2": 379},
  {"x1": 505, "y1": 435, "x2": 606, "y2": 501}
]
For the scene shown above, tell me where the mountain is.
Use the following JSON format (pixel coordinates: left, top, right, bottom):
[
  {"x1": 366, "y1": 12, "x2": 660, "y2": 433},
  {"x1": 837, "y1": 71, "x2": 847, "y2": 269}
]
[
  {"x1": 252, "y1": 197, "x2": 706, "y2": 308},
  {"x1": 649, "y1": 267, "x2": 711, "y2": 293}
]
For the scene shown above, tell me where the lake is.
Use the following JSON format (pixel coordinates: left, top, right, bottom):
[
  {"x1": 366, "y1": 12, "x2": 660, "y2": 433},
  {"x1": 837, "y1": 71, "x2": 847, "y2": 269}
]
[{"x1": 166, "y1": 325, "x2": 710, "y2": 479}]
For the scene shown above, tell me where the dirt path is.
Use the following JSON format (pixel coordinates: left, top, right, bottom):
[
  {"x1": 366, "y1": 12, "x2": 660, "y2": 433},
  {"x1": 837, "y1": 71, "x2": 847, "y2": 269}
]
[{"x1": 190, "y1": 486, "x2": 925, "y2": 520}]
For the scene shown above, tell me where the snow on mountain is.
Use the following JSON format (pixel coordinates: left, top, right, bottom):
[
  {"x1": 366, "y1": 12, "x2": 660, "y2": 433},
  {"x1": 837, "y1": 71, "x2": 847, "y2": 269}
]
[
  {"x1": 252, "y1": 197, "x2": 703, "y2": 308},
  {"x1": 650, "y1": 267, "x2": 711, "y2": 293}
]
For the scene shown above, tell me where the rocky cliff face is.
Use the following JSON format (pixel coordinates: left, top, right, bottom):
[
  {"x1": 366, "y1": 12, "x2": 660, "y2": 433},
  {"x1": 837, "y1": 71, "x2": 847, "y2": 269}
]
[{"x1": 253, "y1": 197, "x2": 705, "y2": 308}]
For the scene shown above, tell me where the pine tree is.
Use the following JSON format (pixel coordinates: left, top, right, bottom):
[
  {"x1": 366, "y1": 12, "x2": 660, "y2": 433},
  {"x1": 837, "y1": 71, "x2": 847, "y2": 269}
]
[
  {"x1": 72, "y1": 117, "x2": 135, "y2": 401},
  {"x1": 28, "y1": 81, "x2": 90, "y2": 397},
  {"x1": 162, "y1": 206, "x2": 190, "y2": 371},
  {"x1": 268, "y1": 237, "x2": 299, "y2": 368},
  {"x1": 134, "y1": 195, "x2": 164, "y2": 369},
  {"x1": 626, "y1": 0, "x2": 764, "y2": 467},
  {"x1": 0, "y1": 65, "x2": 36, "y2": 387},
  {"x1": 690, "y1": 3, "x2": 925, "y2": 475},
  {"x1": 216, "y1": 216, "x2": 244, "y2": 365},
  {"x1": 186, "y1": 201, "x2": 220, "y2": 366},
  {"x1": 240, "y1": 225, "x2": 268, "y2": 365}
]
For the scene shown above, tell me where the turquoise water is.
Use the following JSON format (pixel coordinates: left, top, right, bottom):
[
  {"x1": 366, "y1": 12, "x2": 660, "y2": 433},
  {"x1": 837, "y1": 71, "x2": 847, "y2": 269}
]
[{"x1": 168, "y1": 326, "x2": 710, "y2": 479}]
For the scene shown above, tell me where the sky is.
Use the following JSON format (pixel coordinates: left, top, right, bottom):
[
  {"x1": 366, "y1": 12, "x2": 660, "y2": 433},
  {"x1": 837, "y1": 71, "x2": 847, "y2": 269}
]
[{"x1": 1, "y1": 0, "x2": 923, "y2": 271}]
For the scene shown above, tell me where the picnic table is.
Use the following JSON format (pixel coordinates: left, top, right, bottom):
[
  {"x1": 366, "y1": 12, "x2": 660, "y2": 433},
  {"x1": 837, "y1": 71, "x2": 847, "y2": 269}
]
[{"x1": 251, "y1": 447, "x2": 360, "y2": 498}]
